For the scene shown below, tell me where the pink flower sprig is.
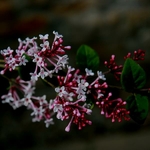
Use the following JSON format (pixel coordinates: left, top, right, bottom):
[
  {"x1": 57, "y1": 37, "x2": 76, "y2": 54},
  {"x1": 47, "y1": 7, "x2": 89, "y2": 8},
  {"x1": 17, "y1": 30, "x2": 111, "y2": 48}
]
[
  {"x1": 0, "y1": 31, "x2": 71, "y2": 81},
  {"x1": 1, "y1": 77, "x2": 54, "y2": 127},
  {"x1": 52, "y1": 66, "x2": 93, "y2": 131},
  {"x1": 52, "y1": 66, "x2": 125, "y2": 131},
  {"x1": 0, "y1": 31, "x2": 131, "y2": 132},
  {"x1": 1, "y1": 77, "x2": 35, "y2": 109},
  {"x1": 49, "y1": 96, "x2": 92, "y2": 132}
]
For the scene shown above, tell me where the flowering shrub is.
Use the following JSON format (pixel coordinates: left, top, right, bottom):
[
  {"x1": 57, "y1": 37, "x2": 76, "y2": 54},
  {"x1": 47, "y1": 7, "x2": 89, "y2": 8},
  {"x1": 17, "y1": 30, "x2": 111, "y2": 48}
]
[{"x1": 0, "y1": 31, "x2": 149, "y2": 132}]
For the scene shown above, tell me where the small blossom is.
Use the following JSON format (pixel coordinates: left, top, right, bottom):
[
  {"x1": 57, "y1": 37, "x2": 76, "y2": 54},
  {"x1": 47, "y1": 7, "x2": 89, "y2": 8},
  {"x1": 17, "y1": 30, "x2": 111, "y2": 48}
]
[
  {"x1": 21, "y1": 94, "x2": 32, "y2": 106},
  {"x1": 97, "y1": 71, "x2": 106, "y2": 80},
  {"x1": 40, "y1": 41, "x2": 50, "y2": 51},
  {"x1": 38, "y1": 68, "x2": 48, "y2": 79},
  {"x1": 55, "y1": 86, "x2": 67, "y2": 97},
  {"x1": 53, "y1": 31, "x2": 63, "y2": 39},
  {"x1": 30, "y1": 72, "x2": 39, "y2": 81},
  {"x1": 18, "y1": 55, "x2": 28, "y2": 66},
  {"x1": 33, "y1": 54, "x2": 44, "y2": 67},
  {"x1": 1, "y1": 92, "x2": 14, "y2": 104},
  {"x1": 53, "y1": 104, "x2": 63, "y2": 113},
  {"x1": 1, "y1": 47, "x2": 13, "y2": 56},
  {"x1": 85, "y1": 68, "x2": 94, "y2": 76},
  {"x1": 39, "y1": 34, "x2": 49, "y2": 40},
  {"x1": 39, "y1": 95, "x2": 48, "y2": 106},
  {"x1": 56, "y1": 55, "x2": 69, "y2": 68},
  {"x1": 44, "y1": 118, "x2": 54, "y2": 128}
]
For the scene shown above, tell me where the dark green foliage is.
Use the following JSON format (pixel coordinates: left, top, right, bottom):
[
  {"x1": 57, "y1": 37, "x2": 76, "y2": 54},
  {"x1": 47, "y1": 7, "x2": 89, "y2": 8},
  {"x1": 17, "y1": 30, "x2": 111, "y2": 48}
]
[
  {"x1": 121, "y1": 58, "x2": 146, "y2": 92},
  {"x1": 126, "y1": 94, "x2": 149, "y2": 124},
  {"x1": 76, "y1": 45, "x2": 100, "y2": 72}
]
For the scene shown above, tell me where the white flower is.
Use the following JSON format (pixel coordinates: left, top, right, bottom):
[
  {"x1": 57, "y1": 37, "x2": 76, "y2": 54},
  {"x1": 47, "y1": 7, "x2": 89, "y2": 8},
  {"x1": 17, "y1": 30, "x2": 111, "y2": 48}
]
[
  {"x1": 85, "y1": 68, "x2": 94, "y2": 76},
  {"x1": 40, "y1": 41, "x2": 50, "y2": 51},
  {"x1": 26, "y1": 37, "x2": 37, "y2": 43},
  {"x1": 67, "y1": 65, "x2": 75, "y2": 72},
  {"x1": 15, "y1": 49, "x2": 24, "y2": 56},
  {"x1": 53, "y1": 104, "x2": 63, "y2": 113},
  {"x1": 57, "y1": 55, "x2": 69, "y2": 68},
  {"x1": 39, "y1": 95, "x2": 48, "y2": 105},
  {"x1": 97, "y1": 71, "x2": 106, "y2": 80},
  {"x1": 38, "y1": 68, "x2": 48, "y2": 79},
  {"x1": 54, "y1": 64, "x2": 63, "y2": 73},
  {"x1": 18, "y1": 55, "x2": 28, "y2": 66},
  {"x1": 33, "y1": 54, "x2": 44, "y2": 67},
  {"x1": 21, "y1": 94, "x2": 32, "y2": 106},
  {"x1": 55, "y1": 86, "x2": 67, "y2": 97},
  {"x1": 53, "y1": 31, "x2": 63, "y2": 40},
  {"x1": 11, "y1": 100, "x2": 23, "y2": 109},
  {"x1": 30, "y1": 72, "x2": 39, "y2": 81},
  {"x1": 27, "y1": 46, "x2": 38, "y2": 56},
  {"x1": 73, "y1": 79, "x2": 89, "y2": 99},
  {"x1": 74, "y1": 74, "x2": 82, "y2": 83},
  {"x1": 39, "y1": 34, "x2": 49, "y2": 40},
  {"x1": 1, "y1": 92, "x2": 14, "y2": 103},
  {"x1": 31, "y1": 106, "x2": 45, "y2": 119},
  {"x1": 65, "y1": 92, "x2": 74, "y2": 101},
  {"x1": 1, "y1": 47, "x2": 13, "y2": 56},
  {"x1": 44, "y1": 118, "x2": 54, "y2": 128}
]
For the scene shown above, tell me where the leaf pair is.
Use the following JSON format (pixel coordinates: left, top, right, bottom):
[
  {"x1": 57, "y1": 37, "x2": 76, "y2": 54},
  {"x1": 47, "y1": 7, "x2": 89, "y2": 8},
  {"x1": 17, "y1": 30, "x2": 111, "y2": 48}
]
[{"x1": 121, "y1": 58, "x2": 149, "y2": 124}]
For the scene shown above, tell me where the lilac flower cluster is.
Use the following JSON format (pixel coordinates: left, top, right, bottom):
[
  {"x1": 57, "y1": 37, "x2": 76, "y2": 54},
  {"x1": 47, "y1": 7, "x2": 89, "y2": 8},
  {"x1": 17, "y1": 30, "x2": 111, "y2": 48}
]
[
  {"x1": 1, "y1": 31, "x2": 70, "y2": 80},
  {"x1": 0, "y1": 31, "x2": 130, "y2": 132}
]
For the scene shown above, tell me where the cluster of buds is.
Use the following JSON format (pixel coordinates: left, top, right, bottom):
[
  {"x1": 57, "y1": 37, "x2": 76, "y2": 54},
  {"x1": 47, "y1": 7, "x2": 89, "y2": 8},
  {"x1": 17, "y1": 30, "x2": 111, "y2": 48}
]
[
  {"x1": 104, "y1": 55, "x2": 123, "y2": 80},
  {"x1": 124, "y1": 49, "x2": 145, "y2": 61},
  {"x1": 0, "y1": 31, "x2": 132, "y2": 132}
]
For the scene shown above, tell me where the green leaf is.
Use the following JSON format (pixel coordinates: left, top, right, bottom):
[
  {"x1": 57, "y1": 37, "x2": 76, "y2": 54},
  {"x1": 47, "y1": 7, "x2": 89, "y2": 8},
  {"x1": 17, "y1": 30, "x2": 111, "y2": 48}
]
[
  {"x1": 76, "y1": 44, "x2": 100, "y2": 72},
  {"x1": 121, "y1": 58, "x2": 146, "y2": 92},
  {"x1": 126, "y1": 94, "x2": 149, "y2": 124}
]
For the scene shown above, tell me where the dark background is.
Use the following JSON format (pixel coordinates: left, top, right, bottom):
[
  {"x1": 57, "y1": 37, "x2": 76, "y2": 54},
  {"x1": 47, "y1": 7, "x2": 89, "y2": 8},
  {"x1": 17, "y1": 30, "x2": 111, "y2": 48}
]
[{"x1": 1, "y1": 0, "x2": 150, "y2": 150}]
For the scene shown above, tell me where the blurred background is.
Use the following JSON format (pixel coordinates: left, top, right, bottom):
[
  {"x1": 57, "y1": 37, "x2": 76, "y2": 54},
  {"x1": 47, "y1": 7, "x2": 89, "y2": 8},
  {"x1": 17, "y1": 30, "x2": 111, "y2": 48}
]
[{"x1": 1, "y1": 0, "x2": 150, "y2": 150}]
